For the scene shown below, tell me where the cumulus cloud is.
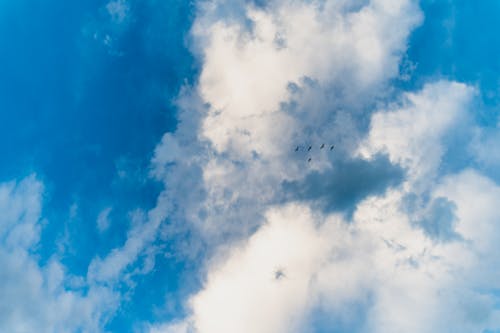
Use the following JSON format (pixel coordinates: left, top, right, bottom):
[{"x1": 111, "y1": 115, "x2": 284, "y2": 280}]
[
  {"x1": 188, "y1": 205, "x2": 340, "y2": 333},
  {"x1": 359, "y1": 80, "x2": 476, "y2": 188},
  {"x1": 146, "y1": 0, "x2": 425, "y2": 331},
  {"x1": 148, "y1": 0, "x2": 423, "y2": 248},
  {"x1": 147, "y1": 0, "x2": 500, "y2": 329},
  {"x1": 153, "y1": 79, "x2": 500, "y2": 332},
  {"x1": 194, "y1": 0, "x2": 422, "y2": 157},
  {"x1": 168, "y1": 187, "x2": 500, "y2": 333}
]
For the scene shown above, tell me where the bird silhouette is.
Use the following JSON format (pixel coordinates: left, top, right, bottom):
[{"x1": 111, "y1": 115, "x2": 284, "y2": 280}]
[
  {"x1": 320, "y1": 144, "x2": 325, "y2": 149},
  {"x1": 330, "y1": 145, "x2": 334, "y2": 150},
  {"x1": 274, "y1": 269, "x2": 286, "y2": 280},
  {"x1": 307, "y1": 146, "x2": 312, "y2": 151},
  {"x1": 295, "y1": 146, "x2": 299, "y2": 152}
]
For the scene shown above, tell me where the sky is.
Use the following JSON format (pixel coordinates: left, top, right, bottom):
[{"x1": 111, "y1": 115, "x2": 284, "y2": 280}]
[{"x1": 1, "y1": 0, "x2": 500, "y2": 332}]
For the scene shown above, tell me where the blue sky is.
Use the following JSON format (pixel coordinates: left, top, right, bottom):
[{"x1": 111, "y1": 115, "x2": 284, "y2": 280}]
[{"x1": 1, "y1": 1, "x2": 500, "y2": 332}]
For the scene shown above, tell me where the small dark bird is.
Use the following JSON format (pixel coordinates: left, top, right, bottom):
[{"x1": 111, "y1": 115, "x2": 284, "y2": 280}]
[
  {"x1": 308, "y1": 158, "x2": 312, "y2": 163},
  {"x1": 307, "y1": 146, "x2": 312, "y2": 151},
  {"x1": 295, "y1": 146, "x2": 299, "y2": 152},
  {"x1": 274, "y1": 269, "x2": 286, "y2": 280},
  {"x1": 330, "y1": 145, "x2": 334, "y2": 150},
  {"x1": 320, "y1": 144, "x2": 325, "y2": 149}
]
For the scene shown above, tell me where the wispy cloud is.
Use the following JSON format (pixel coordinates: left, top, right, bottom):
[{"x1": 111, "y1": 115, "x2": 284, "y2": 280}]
[
  {"x1": 97, "y1": 206, "x2": 113, "y2": 233},
  {"x1": 106, "y1": 0, "x2": 130, "y2": 24},
  {"x1": 0, "y1": 176, "x2": 119, "y2": 332}
]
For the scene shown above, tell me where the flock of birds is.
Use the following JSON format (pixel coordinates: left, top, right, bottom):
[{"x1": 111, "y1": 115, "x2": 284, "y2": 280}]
[
  {"x1": 270, "y1": 144, "x2": 336, "y2": 281},
  {"x1": 271, "y1": 144, "x2": 336, "y2": 281},
  {"x1": 294, "y1": 143, "x2": 335, "y2": 162}
]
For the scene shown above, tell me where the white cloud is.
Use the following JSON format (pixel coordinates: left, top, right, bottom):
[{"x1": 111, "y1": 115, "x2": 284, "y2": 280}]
[
  {"x1": 353, "y1": 182, "x2": 500, "y2": 333},
  {"x1": 149, "y1": 0, "x2": 423, "y2": 248},
  {"x1": 188, "y1": 205, "x2": 331, "y2": 333},
  {"x1": 470, "y1": 122, "x2": 500, "y2": 170},
  {"x1": 87, "y1": 206, "x2": 164, "y2": 284},
  {"x1": 194, "y1": 0, "x2": 422, "y2": 158},
  {"x1": 155, "y1": 169, "x2": 500, "y2": 333},
  {"x1": 434, "y1": 170, "x2": 500, "y2": 257},
  {"x1": 149, "y1": 0, "x2": 426, "y2": 331},
  {"x1": 359, "y1": 81, "x2": 475, "y2": 183},
  {"x1": 0, "y1": 175, "x2": 43, "y2": 251},
  {"x1": 151, "y1": 76, "x2": 500, "y2": 332},
  {"x1": 148, "y1": 1, "x2": 500, "y2": 333},
  {"x1": 149, "y1": 321, "x2": 193, "y2": 333},
  {"x1": 0, "y1": 176, "x2": 118, "y2": 333}
]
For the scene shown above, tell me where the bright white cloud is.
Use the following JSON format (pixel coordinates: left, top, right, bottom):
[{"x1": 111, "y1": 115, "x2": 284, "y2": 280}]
[
  {"x1": 189, "y1": 205, "x2": 331, "y2": 333},
  {"x1": 148, "y1": 1, "x2": 500, "y2": 333},
  {"x1": 194, "y1": 0, "x2": 422, "y2": 158},
  {"x1": 359, "y1": 80, "x2": 476, "y2": 187},
  {"x1": 353, "y1": 173, "x2": 500, "y2": 333},
  {"x1": 151, "y1": 77, "x2": 500, "y2": 333},
  {"x1": 155, "y1": 152, "x2": 500, "y2": 333},
  {"x1": 150, "y1": 0, "x2": 423, "y2": 246}
]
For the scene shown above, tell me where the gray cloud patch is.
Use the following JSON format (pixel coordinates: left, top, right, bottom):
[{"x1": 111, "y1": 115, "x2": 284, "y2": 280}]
[
  {"x1": 416, "y1": 197, "x2": 461, "y2": 242},
  {"x1": 308, "y1": 292, "x2": 374, "y2": 333},
  {"x1": 281, "y1": 154, "x2": 405, "y2": 215}
]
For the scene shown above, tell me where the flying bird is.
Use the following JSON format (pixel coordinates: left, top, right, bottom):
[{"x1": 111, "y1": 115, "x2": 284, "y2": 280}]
[
  {"x1": 308, "y1": 157, "x2": 312, "y2": 163},
  {"x1": 307, "y1": 146, "x2": 312, "y2": 151},
  {"x1": 320, "y1": 144, "x2": 325, "y2": 149},
  {"x1": 295, "y1": 146, "x2": 299, "y2": 152},
  {"x1": 274, "y1": 269, "x2": 286, "y2": 280},
  {"x1": 330, "y1": 145, "x2": 334, "y2": 150}
]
